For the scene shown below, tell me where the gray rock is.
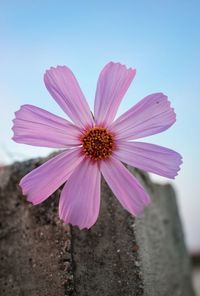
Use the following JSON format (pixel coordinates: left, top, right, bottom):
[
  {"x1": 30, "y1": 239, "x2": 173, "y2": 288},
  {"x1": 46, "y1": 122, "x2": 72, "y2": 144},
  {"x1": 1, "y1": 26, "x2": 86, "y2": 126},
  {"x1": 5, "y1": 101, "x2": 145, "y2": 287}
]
[{"x1": 0, "y1": 157, "x2": 194, "y2": 296}]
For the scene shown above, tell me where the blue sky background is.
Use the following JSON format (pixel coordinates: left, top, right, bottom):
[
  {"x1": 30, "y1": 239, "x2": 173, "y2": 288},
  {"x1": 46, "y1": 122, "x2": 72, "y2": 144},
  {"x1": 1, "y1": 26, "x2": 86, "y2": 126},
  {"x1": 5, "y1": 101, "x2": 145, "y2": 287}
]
[{"x1": 0, "y1": 0, "x2": 199, "y2": 251}]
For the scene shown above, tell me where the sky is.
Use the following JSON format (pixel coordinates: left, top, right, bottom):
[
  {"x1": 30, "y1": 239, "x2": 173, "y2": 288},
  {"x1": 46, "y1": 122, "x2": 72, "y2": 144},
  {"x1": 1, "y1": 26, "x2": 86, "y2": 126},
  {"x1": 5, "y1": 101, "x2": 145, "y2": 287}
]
[{"x1": 0, "y1": 0, "x2": 200, "y2": 251}]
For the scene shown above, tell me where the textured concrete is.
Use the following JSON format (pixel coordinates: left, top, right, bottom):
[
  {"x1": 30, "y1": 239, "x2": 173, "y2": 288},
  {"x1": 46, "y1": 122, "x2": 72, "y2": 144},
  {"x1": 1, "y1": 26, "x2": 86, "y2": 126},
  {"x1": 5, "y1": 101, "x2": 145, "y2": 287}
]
[
  {"x1": 0, "y1": 157, "x2": 194, "y2": 296},
  {"x1": 132, "y1": 168, "x2": 194, "y2": 296}
]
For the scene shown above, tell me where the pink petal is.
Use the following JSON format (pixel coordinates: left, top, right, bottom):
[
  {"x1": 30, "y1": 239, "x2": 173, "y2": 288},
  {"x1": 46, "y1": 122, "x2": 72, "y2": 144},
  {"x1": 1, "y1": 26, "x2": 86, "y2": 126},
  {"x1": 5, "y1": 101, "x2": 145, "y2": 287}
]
[
  {"x1": 113, "y1": 141, "x2": 182, "y2": 179},
  {"x1": 44, "y1": 66, "x2": 94, "y2": 128},
  {"x1": 59, "y1": 158, "x2": 100, "y2": 229},
  {"x1": 94, "y1": 62, "x2": 136, "y2": 126},
  {"x1": 12, "y1": 105, "x2": 82, "y2": 148},
  {"x1": 100, "y1": 157, "x2": 150, "y2": 216},
  {"x1": 20, "y1": 148, "x2": 83, "y2": 205},
  {"x1": 111, "y1": 93, "x2": 176, "y2": 140}
]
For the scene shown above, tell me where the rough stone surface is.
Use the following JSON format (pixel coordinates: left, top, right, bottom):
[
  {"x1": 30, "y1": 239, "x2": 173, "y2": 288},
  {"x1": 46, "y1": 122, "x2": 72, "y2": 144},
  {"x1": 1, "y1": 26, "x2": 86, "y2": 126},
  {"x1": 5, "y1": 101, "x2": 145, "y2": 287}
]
[{"x1": 0, "y1": 157, "x2": 194, "y2": 296}]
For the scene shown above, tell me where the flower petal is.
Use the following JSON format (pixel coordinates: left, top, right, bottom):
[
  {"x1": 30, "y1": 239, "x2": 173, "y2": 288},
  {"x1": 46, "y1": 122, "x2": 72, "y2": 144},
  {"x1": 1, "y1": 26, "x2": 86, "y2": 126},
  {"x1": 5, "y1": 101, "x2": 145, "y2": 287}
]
[
  {"x1": 59, "y1": 158, "x2": 101, "y2": 229},
  {"x1": 94, "y1": 62, "x2": 136, "y2": 126},
  {"x1": 44, "y1": 66, "x2": 94, "y2": 128},
  {"x1": 100, "y1": 157, "x2": 150, "y2": 216},
  {"x1": 20, "y1": 148, "x2": 83, "y2": 205},
  {"x1": 113, "y1": 141, "x2": 182, "y2": 179},
  {"x1": 12, "y1": 105, "x2": 82, "y2": 148},
  {"x1": 111, "y1": 93, "x2": 176, "y2": 140}
]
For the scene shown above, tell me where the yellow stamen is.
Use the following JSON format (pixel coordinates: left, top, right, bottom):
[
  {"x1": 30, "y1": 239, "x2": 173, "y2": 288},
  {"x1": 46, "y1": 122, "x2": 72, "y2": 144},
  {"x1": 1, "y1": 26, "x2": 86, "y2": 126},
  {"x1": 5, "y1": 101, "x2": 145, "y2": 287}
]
[{"x1": 81, "y1": 127, "x2": 115, "y2": 160}]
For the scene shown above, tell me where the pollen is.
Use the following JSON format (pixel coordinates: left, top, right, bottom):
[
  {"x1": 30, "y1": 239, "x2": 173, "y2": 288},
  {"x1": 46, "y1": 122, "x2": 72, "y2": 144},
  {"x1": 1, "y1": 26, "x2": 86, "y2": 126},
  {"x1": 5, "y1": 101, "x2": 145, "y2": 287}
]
[{"x1": 81, "y1": 127, "x2": 115, "y2": 160}]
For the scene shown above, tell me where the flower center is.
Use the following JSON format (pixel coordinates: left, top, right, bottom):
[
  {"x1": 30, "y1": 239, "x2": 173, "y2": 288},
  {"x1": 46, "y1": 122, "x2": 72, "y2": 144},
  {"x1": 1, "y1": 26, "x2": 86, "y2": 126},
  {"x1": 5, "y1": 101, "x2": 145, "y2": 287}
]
[{"x1": 81, "y1": 127, "x2": 115, "y2": 160}]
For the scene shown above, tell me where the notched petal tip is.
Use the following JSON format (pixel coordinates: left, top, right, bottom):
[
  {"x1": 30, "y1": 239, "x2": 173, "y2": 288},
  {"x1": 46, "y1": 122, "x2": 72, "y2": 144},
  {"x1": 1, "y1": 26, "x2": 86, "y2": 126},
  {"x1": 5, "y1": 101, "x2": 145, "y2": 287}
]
[
  {"x1": 59, "y1": 216, "x2": 93, "y2": 230},
  {"x1": 108, "y1": 61, "x2": 136, "y2": 71},
  {"x1": 11, "y1": 136, "x2": 16, "y2": 142},
  {"x1": 44, "y1": 66, "x2": 59, "y2": 80},
  {"x1": 44, "y1": 65, "x2": 71, "y2": 78},
  {"x1": 13, "y1": 109, "x2": 20, "y2": 118},
  {"x1": 166, "y1": 97, "x2": 177, "y2": 119},
  {"x1": 18, "y1": 182, "x2": 35, "y2": 205},
  {"x1": 19, "y1": 178, "x2": 26, "y2": 194},
  {"x1": 12, "y1": 118, "x2": 16, "y2": 125},
  {"x1": 59, "y1": 205, "x2": 95, "y2": 230},
  {"x1": 164, "y1": 152, "x2": 183, "y2": 179},
  {"x1": 11, "y1": 126, "x2": 18, "y2": 142},
  {"x1": 13, "y1": 104, "x2": 30, "y2": 120},
  {"x1": 173, "y1": 153, "x2": 183, "y2": 178},
  {"x1": 17, "y1": 182, "x2": 34, "y2": 205}
]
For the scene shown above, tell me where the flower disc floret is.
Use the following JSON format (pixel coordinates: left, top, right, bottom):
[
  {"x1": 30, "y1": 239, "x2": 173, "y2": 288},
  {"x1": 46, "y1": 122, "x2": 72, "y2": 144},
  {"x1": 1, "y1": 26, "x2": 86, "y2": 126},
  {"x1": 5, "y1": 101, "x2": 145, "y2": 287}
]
[{"x1": 81, "y1": 127, "x2": 115, "y2": 160}]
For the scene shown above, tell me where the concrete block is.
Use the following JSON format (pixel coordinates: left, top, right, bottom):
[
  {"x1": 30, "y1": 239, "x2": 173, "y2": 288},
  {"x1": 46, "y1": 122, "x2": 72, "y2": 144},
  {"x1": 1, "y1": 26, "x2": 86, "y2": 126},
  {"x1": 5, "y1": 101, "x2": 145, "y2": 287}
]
[{"x1": 0, "y1": 158, "x2": 194, "y2": 295}]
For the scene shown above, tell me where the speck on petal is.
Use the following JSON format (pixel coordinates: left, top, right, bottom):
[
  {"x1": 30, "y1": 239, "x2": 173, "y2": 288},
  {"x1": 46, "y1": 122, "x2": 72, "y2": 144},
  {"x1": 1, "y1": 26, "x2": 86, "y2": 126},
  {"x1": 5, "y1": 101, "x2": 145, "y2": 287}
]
[{"x1": 110, "y1": 93, "x2": 176, "y2": 140}]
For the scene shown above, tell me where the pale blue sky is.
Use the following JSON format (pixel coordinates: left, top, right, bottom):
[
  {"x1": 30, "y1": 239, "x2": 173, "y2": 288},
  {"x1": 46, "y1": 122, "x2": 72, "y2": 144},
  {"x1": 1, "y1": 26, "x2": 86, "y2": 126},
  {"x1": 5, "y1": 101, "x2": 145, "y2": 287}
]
[{"x1": 0, "y1": 0, "x2": 200, "y2": 251}]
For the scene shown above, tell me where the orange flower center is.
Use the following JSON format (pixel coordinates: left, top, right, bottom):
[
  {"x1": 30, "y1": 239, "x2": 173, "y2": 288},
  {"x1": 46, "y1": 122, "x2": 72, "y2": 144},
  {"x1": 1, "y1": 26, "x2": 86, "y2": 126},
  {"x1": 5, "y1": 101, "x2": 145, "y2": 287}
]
[{"x1": 81, "y1": 127, "x2": 115, "y2": 160}]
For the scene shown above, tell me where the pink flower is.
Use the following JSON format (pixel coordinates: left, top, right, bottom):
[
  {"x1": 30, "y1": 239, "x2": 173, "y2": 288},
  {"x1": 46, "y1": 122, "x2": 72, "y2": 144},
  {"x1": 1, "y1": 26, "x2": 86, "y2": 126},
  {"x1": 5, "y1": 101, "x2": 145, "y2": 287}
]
[{"x1": 12, "y1": 62, "x2": 182, "y2": 229}]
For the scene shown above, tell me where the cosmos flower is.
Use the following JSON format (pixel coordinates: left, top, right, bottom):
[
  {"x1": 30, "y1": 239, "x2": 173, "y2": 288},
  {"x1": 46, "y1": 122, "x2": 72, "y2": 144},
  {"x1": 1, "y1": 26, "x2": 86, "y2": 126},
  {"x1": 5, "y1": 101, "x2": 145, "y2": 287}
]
[{"x1": 12, "y1": 62, "x2": 182, "y2": 229}]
